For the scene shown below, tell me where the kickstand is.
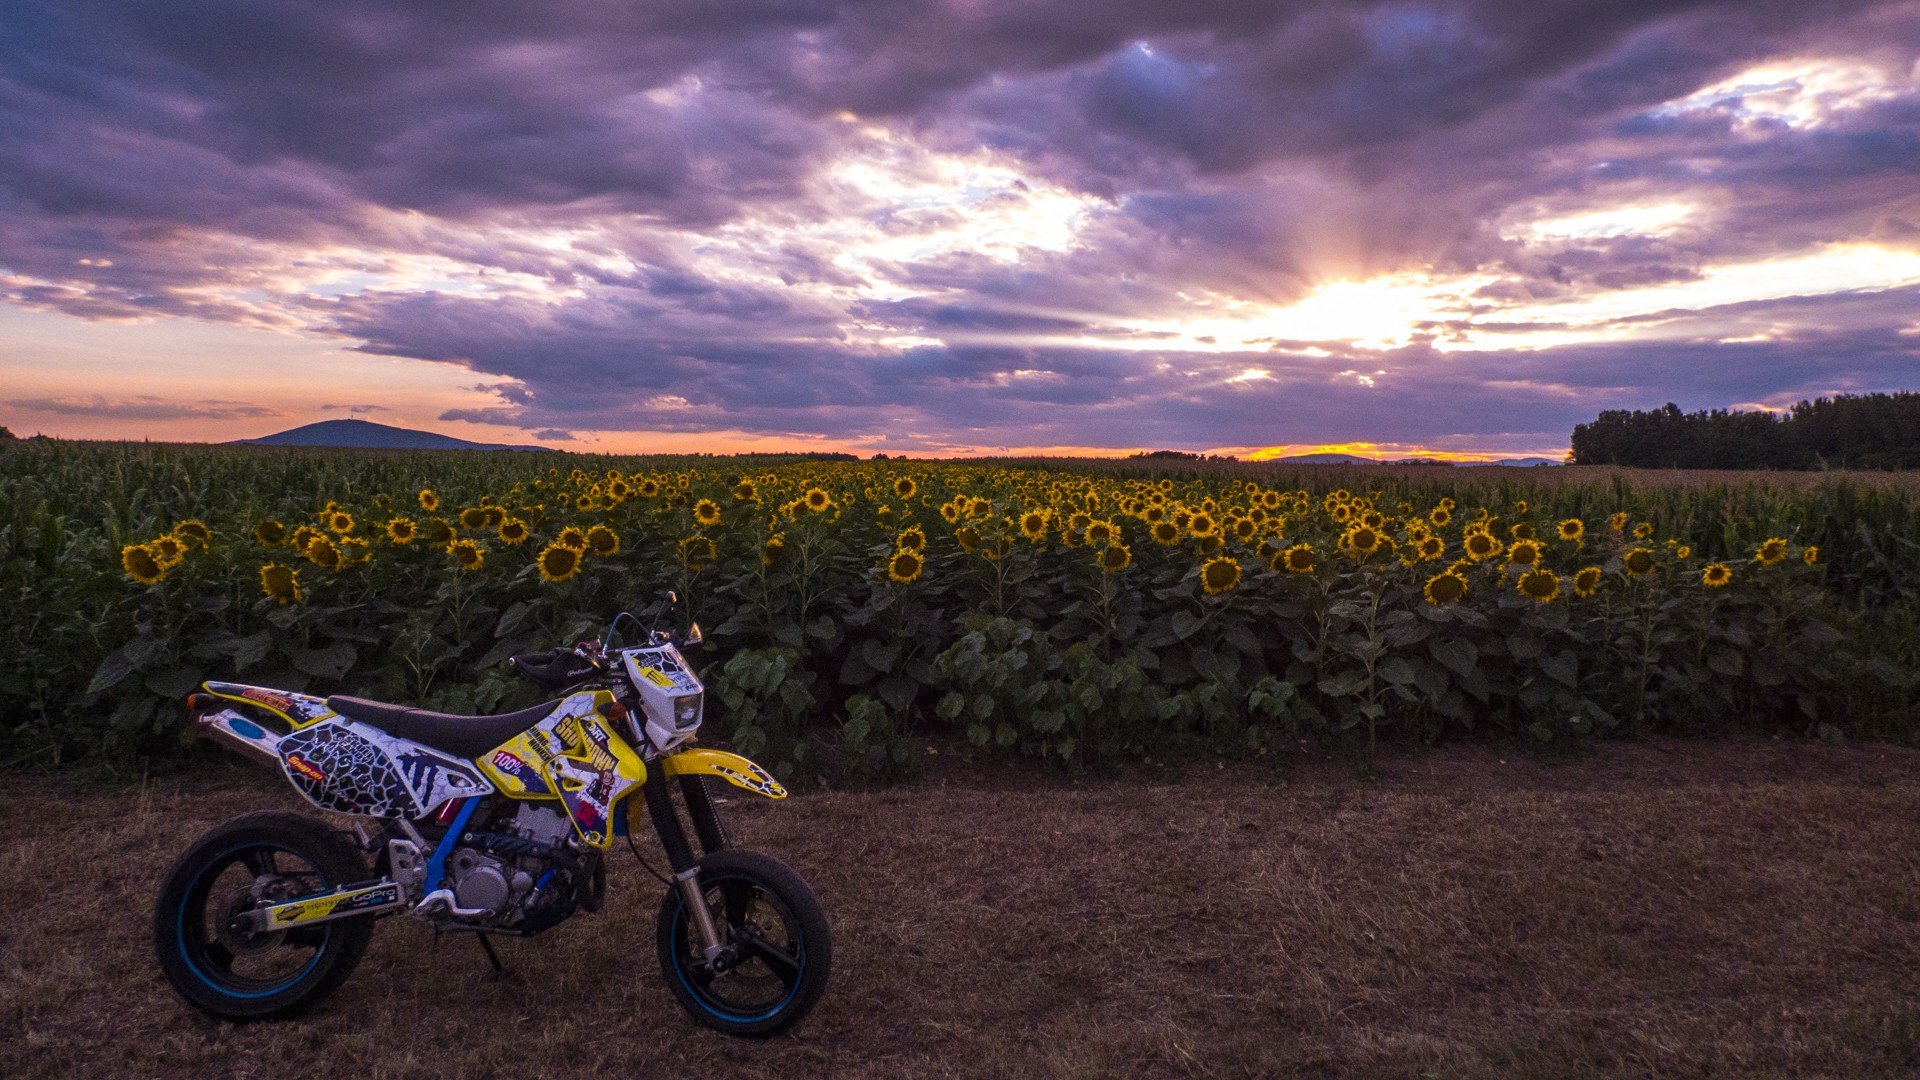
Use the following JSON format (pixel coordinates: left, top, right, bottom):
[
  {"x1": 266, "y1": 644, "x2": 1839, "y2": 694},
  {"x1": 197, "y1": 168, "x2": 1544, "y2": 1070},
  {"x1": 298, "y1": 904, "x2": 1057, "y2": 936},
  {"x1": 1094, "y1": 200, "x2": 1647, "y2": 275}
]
[{"x1": 476, "y1": 933, "x2": 510, "y2": 980}]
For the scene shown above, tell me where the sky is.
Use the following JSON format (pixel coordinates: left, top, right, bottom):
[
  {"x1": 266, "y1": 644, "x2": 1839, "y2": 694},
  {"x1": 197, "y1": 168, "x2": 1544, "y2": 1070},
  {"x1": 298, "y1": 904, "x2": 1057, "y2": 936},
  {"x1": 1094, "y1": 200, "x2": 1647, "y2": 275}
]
[{"x1": 2, "y1": 2, "x2": 1918, "y2": 460}]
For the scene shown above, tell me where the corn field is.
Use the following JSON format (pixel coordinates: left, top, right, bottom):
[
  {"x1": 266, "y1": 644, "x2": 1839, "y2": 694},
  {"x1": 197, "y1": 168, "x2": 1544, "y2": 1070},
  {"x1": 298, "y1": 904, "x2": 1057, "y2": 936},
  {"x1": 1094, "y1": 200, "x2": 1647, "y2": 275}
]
[{"x1": 3, "y1": 440, "x2": 1918, "y2": 779}]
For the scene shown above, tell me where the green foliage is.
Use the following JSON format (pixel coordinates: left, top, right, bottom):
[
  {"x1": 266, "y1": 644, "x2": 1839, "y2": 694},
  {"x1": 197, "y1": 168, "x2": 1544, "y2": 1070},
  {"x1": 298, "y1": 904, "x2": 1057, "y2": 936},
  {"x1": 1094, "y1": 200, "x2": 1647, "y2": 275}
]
[{"x1": 1572, "y1": 392, "x2": 1920, "y2": 470}]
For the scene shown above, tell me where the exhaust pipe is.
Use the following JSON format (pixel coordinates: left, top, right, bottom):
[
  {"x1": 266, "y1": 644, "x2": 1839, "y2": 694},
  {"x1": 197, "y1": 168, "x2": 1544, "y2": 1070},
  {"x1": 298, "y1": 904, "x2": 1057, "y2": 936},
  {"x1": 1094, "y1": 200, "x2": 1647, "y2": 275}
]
[{"x1": 189, "y1": 697, "x2": 285, "y2": 766}]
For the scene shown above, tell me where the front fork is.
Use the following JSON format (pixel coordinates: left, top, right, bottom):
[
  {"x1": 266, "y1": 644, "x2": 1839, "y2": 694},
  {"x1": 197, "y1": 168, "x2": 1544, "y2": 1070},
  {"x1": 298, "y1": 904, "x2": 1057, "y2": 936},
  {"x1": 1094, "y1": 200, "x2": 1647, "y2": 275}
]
[{"x1": 644, "y1": 763, "x2": 731, "y2": 966}]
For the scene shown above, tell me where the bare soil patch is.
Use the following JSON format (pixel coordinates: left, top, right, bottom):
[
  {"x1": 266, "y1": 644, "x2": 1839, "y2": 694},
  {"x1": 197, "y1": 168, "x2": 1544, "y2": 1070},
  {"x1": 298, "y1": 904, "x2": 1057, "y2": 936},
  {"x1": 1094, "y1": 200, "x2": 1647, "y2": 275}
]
[{"x1": 5, "y1": 738, "x2": 1919, "y2": 1078}]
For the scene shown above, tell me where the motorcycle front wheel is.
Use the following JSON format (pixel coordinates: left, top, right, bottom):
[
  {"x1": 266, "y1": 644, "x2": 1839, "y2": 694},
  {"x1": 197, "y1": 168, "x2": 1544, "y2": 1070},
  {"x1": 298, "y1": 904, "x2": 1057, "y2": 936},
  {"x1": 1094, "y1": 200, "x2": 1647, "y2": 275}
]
[{"x1": 655, "y1": 849, "x2": 831, "y2": 1037}]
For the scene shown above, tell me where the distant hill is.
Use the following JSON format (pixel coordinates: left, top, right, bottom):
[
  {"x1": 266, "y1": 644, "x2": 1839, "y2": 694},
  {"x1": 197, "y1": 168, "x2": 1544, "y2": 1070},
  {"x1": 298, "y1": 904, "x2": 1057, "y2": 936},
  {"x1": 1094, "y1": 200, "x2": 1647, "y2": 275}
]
[
  {"x1": 1492, "y1": 457, "x2": 1563, "y2": 467},
  {"x1": 1270, "y1": 453, "x2": 1563, "y2": 466},
  {"x1": 1272, "y1": 453, "x2": 1383, "y2": 465},
  {"x1": 236, "y1": 419, "x2": 551, "y2": 452}
]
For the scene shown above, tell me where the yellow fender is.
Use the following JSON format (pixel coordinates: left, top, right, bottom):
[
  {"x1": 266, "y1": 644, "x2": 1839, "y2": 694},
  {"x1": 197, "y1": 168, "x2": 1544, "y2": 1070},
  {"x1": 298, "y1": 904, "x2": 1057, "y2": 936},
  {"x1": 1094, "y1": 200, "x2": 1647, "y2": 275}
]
[{"x1": 660, "y1": 748, "x2": 787, "y2": 799}]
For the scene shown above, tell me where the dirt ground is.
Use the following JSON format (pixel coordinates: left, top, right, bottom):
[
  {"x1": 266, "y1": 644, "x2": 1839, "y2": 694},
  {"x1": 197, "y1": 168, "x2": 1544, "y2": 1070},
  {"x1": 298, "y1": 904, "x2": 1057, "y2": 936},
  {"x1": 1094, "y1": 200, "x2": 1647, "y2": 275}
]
[{"x1": 5, "y1": 738, "x2": 1919, "y2": 1078}]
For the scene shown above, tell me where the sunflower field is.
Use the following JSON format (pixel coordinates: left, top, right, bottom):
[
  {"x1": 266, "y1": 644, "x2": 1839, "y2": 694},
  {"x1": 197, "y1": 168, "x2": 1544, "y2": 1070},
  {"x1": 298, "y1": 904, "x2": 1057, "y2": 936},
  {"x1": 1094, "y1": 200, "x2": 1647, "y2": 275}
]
[{"x1": 4, "y1": 440, "x2": 1918, "y2": 780}]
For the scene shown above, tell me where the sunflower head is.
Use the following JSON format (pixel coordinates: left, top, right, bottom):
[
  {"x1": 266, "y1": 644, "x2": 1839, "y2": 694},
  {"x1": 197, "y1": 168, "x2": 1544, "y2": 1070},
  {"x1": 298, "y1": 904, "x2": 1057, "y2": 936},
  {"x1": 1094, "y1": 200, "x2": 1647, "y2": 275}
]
[
  {"x1": 172, "y1": 520, "x2": 211, "y2": 548},
  {"x1": 1200, "y1": 556, "x2": 1241, "y2": 595},
  {"x1": 1417, "y1": 535, "x2": 1445, "y2": 561},
  {"x1": 304, "y1": 535, "x2": 342, "y2": 570},
  {"x1": 804, "y1": 488, "x2": 831, "y2": 512},
  {"x1": 121, "y1": 543, "x2": 166, "y2": 586},
  {"x1": 896, "y1": 526, "x2": 927, "y2": 553},
  {"x1": 1343, "y1": 525, "x2": 1382, "y2": 556},
  {"x1": 1518, "y1": 568, "x2": 1561, "y2": 602},
  {"x1": 386, "y1": 517, "x2": 417, "y2": 544},
  {"x1": 762, "y1": 534, "x2": 785, "y2": 566},
  {"x1": 1622, "y1": 547, "x2": 1656, "y2": 575},
  {"x1": 1429, "y1": 506, "x2": 1452, "y2": 528},
  {"x1": 497, "y1": 519, "x2": 529, "y2": 545},
  {"x1": 1702, "y1": 562, "x2": 1733, "y2": 588},
  {"x1": 895, "y1": 477, "x2": 917, "y2": 499},
  {"x1": 537, "y1": 542, "x2": 582, "y2": 583},
  {"x1": 639, "y1": 479, "x2": 661, "y2": 498},
  {"x1": 586, "y1": 524, "x2": 620, "y2": 557},
  {"x1": 1676, "y1": 545, "x2": 1692, "y2": 559},
  {"x1": 940, "y1": 501, "x2": 962, "y2": 524},
  {"x1": 150, "y1": 534, "x2": 187, "y2": 567},
  {"x1": 1280, "y1": 542, "x2": 1315, "y2": 574},
  {"x1": 887, "y1": 549, "x2": 925, "y2": 584},
  {"x1": 1101, "y1": 543, "x2": 1132, "y2": 573},
  {"x1": 694, "y1": 499, "x2": 722, "y2": 526},
  {"x1": 1755, "y1": 537, "x2": 1789, "y2": 566},
  {"x1": 733, "y1": 480, "x2": 758, "y2": 502},
  {"x1": 449, "y1": 539, "x2": 484, "y2": 571},
  {"x1": 1020, "y1": 510, "x2": 1047, "y2": 541},
  {"x1": 253, "y1": 520, "x2": 286, "y2": 547},
  {"x1": 679, "y1": 535, "x2": 717, "y2": 570},
  {"x1": 1557, "y1": 518, "x2": 1585, "y2": 542},
  {"x1": 1084, "y1": 520, "x2": 1115, "y2": 547},
  {"x1": 556, "y1": 526, "x2": 588, "y2": 551},
  {"x1": 1423, "y1": 570, "x2": 1468, "y2": 605},
  {"x1": 340, "y1": 538, "x2": 371, "y2": 565},
  {"x1": 421, "y1": 517, "x2": 455, "y2": 546},
  {"x1": 955, "y1": 525, "x2": 981, "y2": 553},
  {"x1": 325, "y1": 511, "x2": 354, "y2": 535},
  {"x1": 1464, "y1": 531, "x2": 1501, "y2": 561},
  {"x1": 1573, "y1": 566, "x2": 1603, "y2": 598},
  {"x1": 1609, "y1": 511, "x2": 1628, "y2": 533},
  {"x1": 259, "y1": 563, "x2": 302, "y2": 605},
  {"x1": 1151, "y1": 520, "x2": 1181, "y2": 546},
  {"x1": 481, "y1": 506, "x2": 506, "y2": 529},
  {"x1": 1633, "y1": 522, "x2": 1655, "y2": 541},
  {"x1": 459, "y1": 507, "x2": 488, "y2": 530},
  {"x1": 1507, "y1": 539, "x2": 1542, "y2": 567},
  {"x1": 1188, "y1": 512, "x2": 1217, "y2": 538},
  {"x1": 1802, "y1": 546, "x2": 1819, "y2": 566},
  {"x1": 418, "y1": 489, "x2": 440, "y2": 511}
]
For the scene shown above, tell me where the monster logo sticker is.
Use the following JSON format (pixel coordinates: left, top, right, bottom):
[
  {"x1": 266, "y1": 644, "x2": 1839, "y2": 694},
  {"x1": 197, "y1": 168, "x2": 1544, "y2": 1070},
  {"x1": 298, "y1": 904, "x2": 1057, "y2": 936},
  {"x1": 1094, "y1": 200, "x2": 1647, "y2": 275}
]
[{"x1": 393, "y1": 748, "x2": 487, "y2": 810}]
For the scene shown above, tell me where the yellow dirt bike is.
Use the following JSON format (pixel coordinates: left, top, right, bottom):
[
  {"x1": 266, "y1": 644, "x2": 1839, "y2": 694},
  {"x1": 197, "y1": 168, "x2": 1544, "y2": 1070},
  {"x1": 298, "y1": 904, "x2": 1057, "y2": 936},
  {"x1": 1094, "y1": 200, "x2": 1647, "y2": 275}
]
[{"x1": 153, "y1": 594, "x2": 829, "y2": 1036}]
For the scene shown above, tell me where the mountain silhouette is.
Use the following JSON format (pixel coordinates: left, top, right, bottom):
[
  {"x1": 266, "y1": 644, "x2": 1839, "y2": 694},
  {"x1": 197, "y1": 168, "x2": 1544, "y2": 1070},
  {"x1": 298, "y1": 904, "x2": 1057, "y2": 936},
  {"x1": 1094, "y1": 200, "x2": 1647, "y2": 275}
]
[{"x1": 236, "y1": 418, "x2": 552, "y2": 452}]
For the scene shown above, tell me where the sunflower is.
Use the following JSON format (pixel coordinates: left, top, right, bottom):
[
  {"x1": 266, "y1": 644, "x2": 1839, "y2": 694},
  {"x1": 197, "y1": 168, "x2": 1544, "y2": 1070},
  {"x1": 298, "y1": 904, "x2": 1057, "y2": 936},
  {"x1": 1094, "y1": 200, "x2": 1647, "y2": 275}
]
[
  {"x1": 1084, "y1": 520, "x2": 1116, "y2": 547},
  {"x1": 259, "y1": 562, "x2": 302, "y2": 605},
  {"x1": 1187, "y1": 511, "x2": 1217, "y2": 538},
  {"x1": 537, "y1": 542, "x2": 582, "y2": 583},
  {"x1": 955, "y1": 525, "x2": 981, "y2": 553},
  {"x1": 1802, "y1": 546, "x2": 1819, "y2": 566},
  {"x1": 1557, "y1": 518, "x2": 1585, "y2": 542},
  {"x1": 940, "y1": 501, "x2": 962, "y2": 524},
  {"x1": 1150, "y1": 520, "x2": 1181, "y2": 546},
  {"x1": 459, "y1": 507, "x2": 487, "y2": 530},
  {"x1": 421, "y1": 517, "x2": 455, "y2": 546},
  {"x1": 323, "y1": 511, "x2": 353, "y2": 535},
  {"x1": 556, "y1": 526, "x2": 588, "y2": 551},
  {"x1": 172, "y1": 520, "x2": 211, "y2": 548},
  {"x1": 1755, "y1": 537, "x2": 1788, "y2": 566},
  {"x1": 1622, "y1": 547, "x2": 1656, "y2": 576},
  {"x1": 679, "y1": 535, "x2": 717, "y2": 570},
  {"x1": 1517, "y1": 568, "x2": 1561, "y2": 602},
  {"x1": 1429, "y1": 506, "x2": 1452, "y2": 528},
  {"x1": 694, "y1": 499, "x2": 722, "y2": 527},
  {"x1": 448, "y1": 539, "x2": 484, "y2": 571},
  {"x1": 1416, "y1": 535, "x2": 1446, "y2": 562},
  {"x1": 1702, "y1": 562, "x2": 1732, "y2": 588},
  {"x1": 896, "y1": 526, "x2": 927, "y2": 553},
  {"x1": 1200, "y1": 556, "x2": 1241, "y2": 594},
  {"x1": 1464, "y1": 530, "x2": 1502, "y2": 561},
  {"x1": 586, "y1": 524, "x2": 620, "y2": 557},
  {"x1": 895, "y1": 477, "x2": 917, "y2": 499},
  {"x1": 730, "y1": 480, "x2": 758, "y2": 503},
  {"x1": 1506, "y1": 539, "x2": 1542, "y2": 567},
  {"x1": 481, "y1": 506, "x2": 506, "y2": 529},
  {"x1": 150, "y1": 534, "x2": 187, "y2": 567},
  {"x1": 1675, "y1": 545, "x2": 1692, "y2": 560},
  {"x1": 1423, "y1": 570, "x2": 1468, "y2": 605},
  {"x1": 1278, "y1": 542, "x2": 1315, "y2": 574},
  {"x1": 1231, "y1": 517, "x2": 1258, "y2": 541},
  {"x1": 1019, "y1": 510, "x2": 1048, "y2": 541},
  {"x1": 1515, "y1": 499, "x2": 1530, "y2": 514},
  {"x1": 639, "y1": 478, "x2": 662, "y2": 498},
  {"x1": 762, "y1": 534, "x2": 786, "y2": 566},
  {"x1": 1633, "y1": 522, "x2": 1654, "y2": 540},
  {"x1": 1329, "y1": 503, "x2": 1354, "y2": 524},
  {"x1": 253, "y1": 520, "x2": 286, "y2": 547},
  {"x1": 1509, "y1": 522, "x2": 1536, "y2": 542},
  {"x1": 304, "y1": 535, "x2": 342, "y2": 570},
  {"x1": 1143, "y1": 505, "x2": 1166, "y2": 524},
  {"x1": 121, "y1": 544, "x2": 166, "y2": 586},
  {"x1": 340, "y1": 538, "x2": 371, "y2": 564},
  {"x1": 1343, "y1": 525, "x2": 1382, "y2": 556},
  {"x1": 1101, "y1": 543, "x2": 1132, "y2": 573},
  {"x1": 1573, "y1": 566, "x2": 1603, "y2": 598},
  {"x1": 1609, "y1": 511, "x2": 1628, "y2": 533},
  {"x1": 497, "y1": 519, "x2": 529, "y2": 545},
  {"x1": 887, "y1": 549, "x2": 925, "y2": 584},
  {"x1": 804, "y1": 488, "x2": 832, "y2": 512},
  {"x1": 386, "y1": 517, "x2": 417, "y2": 544}
]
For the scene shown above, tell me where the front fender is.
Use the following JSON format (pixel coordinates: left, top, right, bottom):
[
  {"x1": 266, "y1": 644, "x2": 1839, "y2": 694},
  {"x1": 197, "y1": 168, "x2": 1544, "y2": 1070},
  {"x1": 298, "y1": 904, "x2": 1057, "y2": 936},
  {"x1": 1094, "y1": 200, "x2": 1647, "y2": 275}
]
[{"x1": 660, "y1": 748, "x2": 787, "y2": 799}]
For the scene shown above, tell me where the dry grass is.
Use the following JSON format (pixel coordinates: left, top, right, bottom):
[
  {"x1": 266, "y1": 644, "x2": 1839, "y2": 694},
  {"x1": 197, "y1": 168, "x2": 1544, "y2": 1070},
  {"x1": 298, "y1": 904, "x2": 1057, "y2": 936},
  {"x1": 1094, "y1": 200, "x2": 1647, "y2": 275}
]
[{"x1": 5, "y1": 739, "x2": 1920, "y2": 1078}]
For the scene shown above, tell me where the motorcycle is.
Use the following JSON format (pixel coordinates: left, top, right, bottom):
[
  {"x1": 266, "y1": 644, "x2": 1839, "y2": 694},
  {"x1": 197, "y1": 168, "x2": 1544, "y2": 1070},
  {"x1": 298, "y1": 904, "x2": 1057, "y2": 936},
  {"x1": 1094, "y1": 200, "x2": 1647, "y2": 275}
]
[{"x1": 152, "y1": 593, "x2": 829, "y2": 1036}]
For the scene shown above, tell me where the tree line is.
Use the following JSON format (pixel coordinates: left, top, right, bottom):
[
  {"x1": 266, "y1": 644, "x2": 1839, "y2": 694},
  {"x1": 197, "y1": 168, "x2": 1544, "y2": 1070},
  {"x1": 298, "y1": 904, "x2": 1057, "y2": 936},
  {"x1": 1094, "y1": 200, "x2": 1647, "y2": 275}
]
[{"x1": 1570, "y1": 393, "x2": 1920, "y2": 470}]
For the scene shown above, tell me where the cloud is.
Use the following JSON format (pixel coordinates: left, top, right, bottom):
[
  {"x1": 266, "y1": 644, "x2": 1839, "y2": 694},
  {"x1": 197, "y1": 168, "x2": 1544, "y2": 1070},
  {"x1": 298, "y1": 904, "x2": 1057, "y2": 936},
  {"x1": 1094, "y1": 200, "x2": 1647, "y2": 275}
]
[
  {"x1": 2, "y1": 1, "x2": 1918, "y2": 451},
  {"x1": 6, "y1": 395, "x2": 287, "y2": 421}
]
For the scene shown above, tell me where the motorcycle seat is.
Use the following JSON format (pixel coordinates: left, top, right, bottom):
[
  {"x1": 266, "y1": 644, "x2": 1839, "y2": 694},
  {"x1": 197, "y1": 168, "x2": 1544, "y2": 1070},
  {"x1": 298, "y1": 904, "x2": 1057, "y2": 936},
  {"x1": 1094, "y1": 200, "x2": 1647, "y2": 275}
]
[{"x1": 326, "y1": 696, "x2": 560, "y2": 759}]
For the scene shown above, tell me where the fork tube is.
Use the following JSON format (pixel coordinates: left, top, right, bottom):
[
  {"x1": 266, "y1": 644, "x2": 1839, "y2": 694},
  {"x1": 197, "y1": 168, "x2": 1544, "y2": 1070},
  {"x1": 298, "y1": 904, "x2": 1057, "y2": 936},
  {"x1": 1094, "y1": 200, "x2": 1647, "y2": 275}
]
[
  {"x1": 644, "y1": 761, "x2": 725, "y2": 961},
  {"x1": 680, "y1": 775, "x2": 729, "y2": 854}
]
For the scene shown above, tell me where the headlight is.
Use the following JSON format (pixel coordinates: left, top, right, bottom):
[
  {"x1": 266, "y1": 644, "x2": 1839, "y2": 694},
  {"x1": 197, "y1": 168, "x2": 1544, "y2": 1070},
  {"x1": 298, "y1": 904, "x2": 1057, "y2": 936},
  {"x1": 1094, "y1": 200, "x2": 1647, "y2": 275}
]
[{"x1": 673, "y1": 692, "x2": 703, "y2": 730}]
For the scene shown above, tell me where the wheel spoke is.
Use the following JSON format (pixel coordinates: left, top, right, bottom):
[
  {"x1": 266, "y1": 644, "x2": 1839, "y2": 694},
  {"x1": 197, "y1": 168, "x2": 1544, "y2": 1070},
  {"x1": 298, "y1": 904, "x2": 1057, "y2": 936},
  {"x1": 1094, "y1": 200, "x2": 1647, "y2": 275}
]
[
  {"x1": 719, "y1": 881, "x2": 756, "y2": 927},
  {"x1": 740, "y1": 931, "x2": 800, "y2": 984}
]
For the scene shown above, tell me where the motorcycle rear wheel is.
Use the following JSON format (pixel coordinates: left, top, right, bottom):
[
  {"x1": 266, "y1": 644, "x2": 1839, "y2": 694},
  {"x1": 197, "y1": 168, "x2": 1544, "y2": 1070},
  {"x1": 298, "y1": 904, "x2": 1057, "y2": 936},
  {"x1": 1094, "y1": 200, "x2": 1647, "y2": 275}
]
[
  {"x1": 153, "y1": 810, "x2": 374, "y2": 1021},
  {"x1": 655, "y1": 848, "x2": 831, "y2": 1037}
]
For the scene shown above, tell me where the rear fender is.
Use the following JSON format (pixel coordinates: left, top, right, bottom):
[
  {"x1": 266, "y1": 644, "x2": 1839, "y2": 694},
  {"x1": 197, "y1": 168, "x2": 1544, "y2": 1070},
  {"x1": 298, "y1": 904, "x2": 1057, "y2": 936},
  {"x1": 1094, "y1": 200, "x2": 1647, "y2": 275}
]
[{"x1": 660, "y1": 748, "x2": 787, "y2": 799}]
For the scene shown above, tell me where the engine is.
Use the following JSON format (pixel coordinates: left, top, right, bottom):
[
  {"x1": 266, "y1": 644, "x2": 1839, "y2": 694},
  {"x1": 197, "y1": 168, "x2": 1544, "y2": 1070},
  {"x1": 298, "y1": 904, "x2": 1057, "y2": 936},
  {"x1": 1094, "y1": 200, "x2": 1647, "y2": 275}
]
[{"x1": 433, "y1": 803, "x2": 599, "y2": 932}]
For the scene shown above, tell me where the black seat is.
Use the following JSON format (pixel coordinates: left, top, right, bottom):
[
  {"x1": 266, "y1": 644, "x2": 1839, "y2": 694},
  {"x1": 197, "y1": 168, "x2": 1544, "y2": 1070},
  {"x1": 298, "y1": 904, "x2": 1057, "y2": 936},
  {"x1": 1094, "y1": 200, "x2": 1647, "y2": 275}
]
[{"x1": 326, "y1": 695, "x2": 559, "y2": 759}]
